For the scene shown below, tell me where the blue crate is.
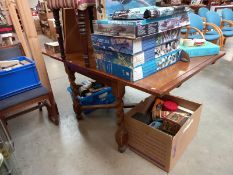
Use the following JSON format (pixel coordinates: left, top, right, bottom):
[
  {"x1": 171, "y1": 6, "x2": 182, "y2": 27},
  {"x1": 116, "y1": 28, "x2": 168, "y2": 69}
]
[
  {"x1": 0, "y1": 56, "x2": 41, "y2": 100},
  {"x1": 67, "y1": 87, "x2": 115, "y2": 114}
]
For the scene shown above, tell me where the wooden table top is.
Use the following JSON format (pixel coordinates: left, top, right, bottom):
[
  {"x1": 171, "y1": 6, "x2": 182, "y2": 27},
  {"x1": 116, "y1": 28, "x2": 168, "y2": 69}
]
[{"x1": 43, "y1": 50, "x2": 225, "y2": 96}]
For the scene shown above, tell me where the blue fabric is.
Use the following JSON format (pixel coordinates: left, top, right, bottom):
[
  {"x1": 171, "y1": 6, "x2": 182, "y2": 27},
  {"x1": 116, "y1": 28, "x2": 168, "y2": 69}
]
[
  {"x1": 222, "y1": 30, "x2": 233, "y2": 37},
  {"x1": 206, "y1": 31, "x2": 218, "y2": 35},
  {"x1": 222, "y1": 8, "x2": 233, "y2": 21},
  {"x1": 188, "y1": 33, "x2": 220, "y2": 41},
  {"x1": 187, "y1": 13, "x2": 220, "y2": 41},
  {"x1": 222, "y1": 27, "x2": 233, "y2": 31},
  {"x1": 206, "y1": 11, "x2": 222, "y2": 28},
  {"x1": 188, "y1": 13, "x2": 204, "y2": 33},
  {"x1": 188, "y1": 34, "x2": 203, "y2": 39},
  {"x1": 198, "y1": 7, "x2": 209, "y2": 18},
  {"x1": 0, "y1": 86, "x2": 48, "y2": 110},
  {"x1": 209, "y1": 30, "x2": 233, "y2": 36},
  {"x1": 181, "y1": 28, "x2": 187, "y2": 33}
]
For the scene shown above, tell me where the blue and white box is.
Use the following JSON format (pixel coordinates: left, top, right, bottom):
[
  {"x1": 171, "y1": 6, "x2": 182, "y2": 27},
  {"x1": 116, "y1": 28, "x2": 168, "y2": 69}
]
[
  {"x1": 93, "y1": 13, "x2": 189, "y2": 38},
  {"x1": 91, "y1": 28, "x2": 181, "y2": 55},
  {"x1": 96, "y1": 58, "x2": 157, "y2": 82},
  {"x1": 156, "y1": 50, "x2": 181, "y2": 71},
  {"x1": 94, "y1": 48, "x2": 155, "y2": 68}
]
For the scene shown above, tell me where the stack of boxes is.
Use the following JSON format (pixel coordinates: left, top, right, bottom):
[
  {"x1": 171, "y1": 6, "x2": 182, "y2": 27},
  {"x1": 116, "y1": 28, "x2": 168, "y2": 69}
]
[{"x1": 91, "y1": 6, "x2": 190, "y2": 82}]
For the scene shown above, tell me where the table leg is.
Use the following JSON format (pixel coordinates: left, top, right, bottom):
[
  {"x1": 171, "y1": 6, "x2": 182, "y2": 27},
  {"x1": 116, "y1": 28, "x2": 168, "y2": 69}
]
[
  {"x1": 115, "y1": 84, "x2": 128, "y2": 153},
  {"x1": 53, "y1": 9, "x2": 83, "y2": 120},
  {"x1": 66, "y1": 67, "x2": 84, "y2": 120}
]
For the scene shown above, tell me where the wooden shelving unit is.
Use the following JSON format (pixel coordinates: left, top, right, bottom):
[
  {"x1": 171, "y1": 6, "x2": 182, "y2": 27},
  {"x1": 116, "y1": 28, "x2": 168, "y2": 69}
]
[{"x1": 37, "y1": 0, "x2": 56, "y2": 40}]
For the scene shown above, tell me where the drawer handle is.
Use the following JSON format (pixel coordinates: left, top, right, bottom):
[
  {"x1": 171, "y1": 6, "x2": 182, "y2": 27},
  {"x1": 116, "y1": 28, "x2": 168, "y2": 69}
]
[{"x1": 183, "y1": 119, "x2": 193, "y2": 133}]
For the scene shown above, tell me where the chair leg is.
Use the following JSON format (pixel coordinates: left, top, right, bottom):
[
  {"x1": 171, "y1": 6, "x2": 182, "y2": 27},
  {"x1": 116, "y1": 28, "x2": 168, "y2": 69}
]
[
  {"x1": 0, "y1": 117, "x2": 12, "y2": 140},
  {"x1": 223, "y1": 37, "x2": 227, "y2": 45},
  {"x1": 38, "y1": 102, "x2": 43, "y2": 111},
  {"x1": 211, "y1": 39, "x2": 218, "y2": 44},
  {"x1": 44, "y1": 93, "x2": 59, "y2": 125}
]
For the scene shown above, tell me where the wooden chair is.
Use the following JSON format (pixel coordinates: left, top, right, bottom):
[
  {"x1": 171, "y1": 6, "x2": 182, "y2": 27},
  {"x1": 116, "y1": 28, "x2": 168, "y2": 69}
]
[
  {"x1": 183, "y1": 13, "x2": 224, "y2": 47},
  {"x1": 206, "y1": 10, "x2": 233, "y2": 45},
  {"x1": 0, "y1": 44, "x2": 59, "y2": 125}
]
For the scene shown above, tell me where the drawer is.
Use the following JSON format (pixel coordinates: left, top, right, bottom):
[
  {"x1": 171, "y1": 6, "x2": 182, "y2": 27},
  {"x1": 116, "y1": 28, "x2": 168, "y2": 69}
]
[{"x1": 125, "y1": 95, "x2": 202, "y2": 172}]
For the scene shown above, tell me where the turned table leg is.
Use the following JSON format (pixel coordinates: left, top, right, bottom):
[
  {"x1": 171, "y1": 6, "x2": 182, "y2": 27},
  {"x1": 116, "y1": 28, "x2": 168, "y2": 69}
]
[
  {"x1": 114, "y1": 83, "x2": 128, "y2": 153},
  {"x1": 53, "y1": 9, "x2": 83, "y2": 120}
]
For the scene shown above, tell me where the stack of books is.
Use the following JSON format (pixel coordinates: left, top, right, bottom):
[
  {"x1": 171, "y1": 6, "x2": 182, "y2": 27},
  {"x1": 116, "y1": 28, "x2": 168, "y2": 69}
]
[{"x1": 91, "y1": 6, "x2": 190, "y2": 82}]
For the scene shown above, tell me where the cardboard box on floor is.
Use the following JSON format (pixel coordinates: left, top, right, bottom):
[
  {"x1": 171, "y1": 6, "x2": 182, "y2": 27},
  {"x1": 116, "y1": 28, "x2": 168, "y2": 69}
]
[
  {"x1": 44, "y1": 42, "x2": 60, "y2": 54},
  {"x1": 125, "y1": 95, "x2": 202, "y2": 172}
]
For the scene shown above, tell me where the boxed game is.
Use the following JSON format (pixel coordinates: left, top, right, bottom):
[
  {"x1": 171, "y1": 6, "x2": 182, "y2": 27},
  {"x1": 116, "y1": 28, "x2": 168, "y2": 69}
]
[
  {"x1": 112, "y1": 5, "x2": 188, "y2": 20},
  {"x1": 144, "y1": 5, "x2": 188, "y2": 19},
  {"x1": 94, "y1": 48, "x2": 155, "y2": 68},
  {"x1": 179, "y1": 41, "x2": 220, "y2": 58},
  {"x1": 96, "y1": 58, "x2": 157, "y2": 82},
  {"x1": 96, "y1": 0, "x2": 155, "y2": 19},
  {"x1": 156, "y1": 49, "x2": 181, "y2": 71},
  {"x1": 91, "y1": 28, "x2": 181, "y2": 55},
  {"x1": 93, "y1": 20, "x2": 158, "y2": 38},
  {"x1": 155, "y1": 28, "x2": 181, "y2": 46},
  {"x1": 158, "y1": 13, "x2": 189, "y2": 32},
  {"x1": 155, "y1": 39, "x2": 180, "y2": 59},
  {"x1": 91, "y1": 34, "x2": 156, "y2": 55},
  {"x1": 93, "y1": 13, "x2": 189, "y2": 38}
]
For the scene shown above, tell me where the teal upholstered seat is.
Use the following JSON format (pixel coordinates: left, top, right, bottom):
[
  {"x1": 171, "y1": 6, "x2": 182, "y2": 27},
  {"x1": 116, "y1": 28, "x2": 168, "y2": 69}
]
[
  {"x1": 222, "y1": 8, "x2": 233, "y2": 31},
  {"x1": 185, "y1": 13, "x2": 221, "y2": 43},
  {"x1": 198, "y1": 7, "x2": 209, "y2": 19},
  {"x1": 206, "y1": 11, "x2": 233, "y2": 38}
]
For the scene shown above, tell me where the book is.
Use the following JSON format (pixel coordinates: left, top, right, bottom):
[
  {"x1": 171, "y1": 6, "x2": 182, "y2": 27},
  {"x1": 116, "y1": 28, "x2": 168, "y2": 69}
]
[
  {"x1": 91, "y1": 28, "x2": 181, "y2": 55},
  {"x1": 93, "y1": 13, "x2": 189, "y2": 38},
  {"x1": 179, "y1": 41, "x2": 220, "y2": 57}
]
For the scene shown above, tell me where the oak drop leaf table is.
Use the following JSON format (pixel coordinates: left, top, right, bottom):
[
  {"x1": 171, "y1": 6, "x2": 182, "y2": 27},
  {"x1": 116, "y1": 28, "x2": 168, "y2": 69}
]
[{"x1": 45, "y1": 0, "x2": 225, "y2": 152}]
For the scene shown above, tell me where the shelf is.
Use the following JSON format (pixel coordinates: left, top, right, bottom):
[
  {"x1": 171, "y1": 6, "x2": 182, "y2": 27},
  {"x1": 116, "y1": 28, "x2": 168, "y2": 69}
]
[{"x1": 43, "y1": 49, "x2": 225, "y2": 96}]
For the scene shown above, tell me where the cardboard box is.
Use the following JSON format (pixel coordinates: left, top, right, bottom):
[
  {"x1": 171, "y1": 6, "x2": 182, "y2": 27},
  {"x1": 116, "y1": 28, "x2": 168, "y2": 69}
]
[
  {"x1": 125, "y1": 95, "x2": 202, "y2": 172},
  {"x1": 44, "y1": 42, "x2": 60, "y2": 54}
]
